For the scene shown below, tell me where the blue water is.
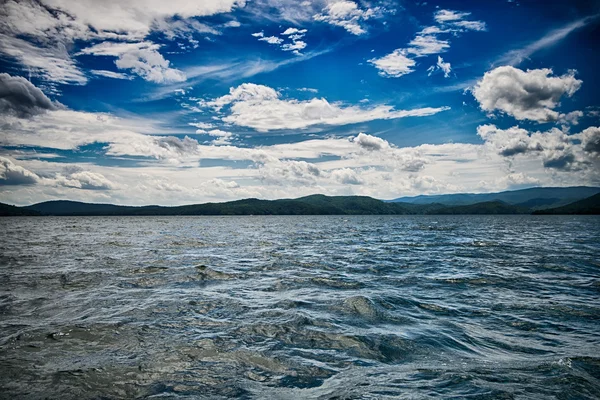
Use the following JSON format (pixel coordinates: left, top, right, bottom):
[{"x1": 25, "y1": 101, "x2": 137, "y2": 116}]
[{"x1": 0, "y1": 215, "x2": 599, "y2": 399}]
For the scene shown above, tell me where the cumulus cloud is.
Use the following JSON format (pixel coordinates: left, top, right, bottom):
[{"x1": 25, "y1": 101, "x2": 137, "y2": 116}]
[
  {"x1": 0, "y1": 156, "x2": 115, "y2": 191},
  {"x1": 329, "y1": 168, "x2": 362, "y2": 185},
  {"x1": 282, "y1": 40, "x2": 307, "y2": 53},
  {"x1": 55, "y1": 166, "x2": 115, "y2": 190},
  {"x1": 477, "y1": 124, "x2": 543, "y2": 157},
  {"x1": 258, "y1": 158, "x2": 321, "y2": 186},
  {"x1": 579, "y1": 127, "x2": 600, "y2": 154},
  {"x1": 477, "y1": 124, "x2": 599, "y2": 171},
  {"x1": 369, "y1": 49, "x2": 416, "y2": 78},
  {"x1": 206, "y1": 129, "x2": 234, "y2": 145},
  {"x1": 200, "y1": 83, "x2": 449, "y2": 131},
  {"x1": 352, "y1": 132, "x2": 390, "y2": 151},
  {"x1": 0, "y1": 73, "x2": 58, "y2": 118},
  {"x1": 495, "y1": 172, "x2": 540, "y2": 190},
  {"x1": 472, "y1": 66, "x2": 582, "y2": 123},
  {"x1": 79, "y1": 41, "x2": 186, "y2": 83},
  {"x1": 313, "y1": 1, "x2": 386, "y2": 35},
  {"x1": 0, "y1": 156, "x2": 39, "y2": 185}
]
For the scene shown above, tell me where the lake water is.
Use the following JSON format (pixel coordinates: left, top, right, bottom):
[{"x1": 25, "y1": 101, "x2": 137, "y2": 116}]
[{"x1": 1, "y1": 215, "x2": 599, "y2": 399}]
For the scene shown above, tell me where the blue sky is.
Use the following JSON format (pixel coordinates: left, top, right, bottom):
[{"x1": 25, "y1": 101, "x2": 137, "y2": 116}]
[{"x1": 0, "y1": 0, "x2": 599, "y2": 205}]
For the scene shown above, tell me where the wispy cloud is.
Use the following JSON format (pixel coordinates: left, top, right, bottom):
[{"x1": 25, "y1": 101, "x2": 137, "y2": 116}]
[
  {"x1": 495, "y1": 14, "x2": 599, "y2": 66},
  {"x1": 140, "y1": 48, "x2": 333, "y2": 102}
]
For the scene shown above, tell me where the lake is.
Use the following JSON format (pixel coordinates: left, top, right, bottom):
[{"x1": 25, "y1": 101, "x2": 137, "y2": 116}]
[{"x1": 1, "y1": 215, "x2": 599, "y2": 399}]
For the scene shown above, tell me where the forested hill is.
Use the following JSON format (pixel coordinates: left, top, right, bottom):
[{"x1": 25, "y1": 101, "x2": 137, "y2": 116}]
[{"x1": 1, "y1": 191, "x2": 599, "y2": 216}]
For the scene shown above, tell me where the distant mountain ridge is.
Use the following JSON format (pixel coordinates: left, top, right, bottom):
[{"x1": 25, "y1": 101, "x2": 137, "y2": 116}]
[
  {"x1": 533, "y1": 193, "x2": 600, "y2": 215},
  {"x1": 389, "y1": 186, "x2": 600, "y2": 210},
  {"x1": 1, "y1": 187, "x2": 599, "y2": 216}
]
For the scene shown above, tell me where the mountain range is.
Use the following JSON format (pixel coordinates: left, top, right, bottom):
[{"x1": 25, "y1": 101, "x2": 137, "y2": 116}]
[
  {"x1": 389, "y1": 186, "x2": 600, "y2": 209},
  {"x1": 1, "y1": 187, "x2": 599, "y2": 216}
]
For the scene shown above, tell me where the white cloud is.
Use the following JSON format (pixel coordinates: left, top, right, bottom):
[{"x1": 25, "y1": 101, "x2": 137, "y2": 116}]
[
  {"x1": 433, "y1": 9, "x2": 486, "y2": 31},
  {"x1": 2, "y1": 126, "x2": 599, "y2": 206},
  {"x1": 369, "y1": 50, "x2": 416, "y2": 78},
  {"x1": 0, "y1": 34, "x2": 88, "y2": 85},
  {"x1": 10, "y1": 0, "x2": 245, "y2": 41},
  {"x1": 559, "y1": 110, "x2": 584, "y2": 126},
  {"x1": 253, "y1": 27, "x2": 308, "y2": 54},
  {"x1": 107, "y1": 135, "x2": 202, "y2": 163},
  {"x1": 478, "y1": 124, "x2": 543, "y2": 157},
  {"x1": 477, "y1": 124, "x2": 600, "y2": 171},
  {"x1": 54, "y1": 167, "x2": 115, "y2": 190},
  {"x1": 0, "y1": 156, "x2": 39, "y2": 185},
  {"x1": 579, "y1": 126, "x2": 600, "y2": 154},
  {"x1": 352, "y1": 132, "x2": 390, "y2": 151},
  {"x1": 495, "y1": 172, "x2": 541, "y2": 190},
  {"x1": 281, "y1": 27, "x2": 307, "y2": 36},
  {"x1": 427, "y1": 56, "x2": 451, "y2": 78},
  {"x1": 473, "y1": 66, "x2": 582, "y2": 123},
  {"x1": 406, "y1": 34, "x2": 450, "y2": 56},
  {"x1": 452, "y1": 20, "x2": 486, "y2": 31},
  {"x1": 313, "y1": 1, "x2": 384, "y2": 36},
  {"x1": 79, "y1": 41, "x2": 186, "y2": 83},
  {"x1": 90, "y1": 70, "x2": 134, "y2": 80},
  {"x1": 369, "y1": 8, "x2": 484, "y2": 78},
  {"x1": 0, "y1": 0, "x2": 244, "y2": 85},
  {"x1": 206, "y1": 129, "x2": 234, "y2": 145},
  {"x1": 223, "y1": 20, "x2": 241, "y2": 28},
  {"x1": 258, "y1": 36, "x2": 283, "y2": 45},
  {"x1": 281, "y1": 40, "x2": 307, "y2": 53},
  {"x1": 496, "y1": 16, "x2": 595, "y2": 66},
  {"x1": 200, "y1": 83, "x2": 449, "y2": 131},
  {"x1": 329, "y1": 168, "x2": 362, "y2": 185},
  {"x1": 258, "y1": 158, "x2": 321, "y2": 186},
  {"x1": 0, "y1": 156, "x2": 116, "y2": 190},
  {"x1": 433, "y1": 10, "x2": 470, "y2": 23},
  {"x1": 189, "y1": 122, "x2": 216, "y2": 130},
  {"x1": 0, "y1": 108, "x2": 182, "y2": 159}
]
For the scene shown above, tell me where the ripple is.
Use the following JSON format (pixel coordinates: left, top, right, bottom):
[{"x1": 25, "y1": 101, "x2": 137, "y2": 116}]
[{"x1": 1, "y1": 215, "x2": 599, "y2": 398}]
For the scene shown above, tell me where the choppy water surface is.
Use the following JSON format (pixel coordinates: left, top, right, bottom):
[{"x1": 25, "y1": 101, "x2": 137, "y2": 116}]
[{"x1": 1, "y1": 215, "x2": 599, "y2": 399}]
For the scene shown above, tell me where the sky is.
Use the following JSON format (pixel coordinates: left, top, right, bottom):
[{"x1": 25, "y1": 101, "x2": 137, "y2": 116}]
[{"x1": 0, "y1": 0, "x2": 599, "y2": 206}]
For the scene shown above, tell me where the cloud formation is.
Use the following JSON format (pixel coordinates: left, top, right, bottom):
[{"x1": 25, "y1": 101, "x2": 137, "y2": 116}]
[
  {"x1": 253, "y1": 26, "x2": 308, "y2": 54},
  {"x1": 369, "y1": 50, "x2": 416, "y2": 78},
  {"x1": 478, "y1": 124, "x2": 600, "y2": 171},
  {"x1": 427, "y1": 56, "x2": 452, "y2": 78},
  {"x1": 473, "y1": 66, "x2": 582, "y2": 123},
  {"x1": 369, "y1": 9, "x2": 484, "y2": 78},
  {"x1": 200, "y1": 83, "x2": 449, "y2": 131},
  {"x1": 313, "y1": 1, "x2": 385, "y2": 35},
  {"x1": 0, "y1": 0, "x2": 245, "y2": 86},
  {"x1": 0, "y1": 73, "x2": 58, "y2": 118},
  {"x1": 79, "y1": 42, "x2": 186, "y2": 83},
  {"x1": 0, "y1": 156, "x2": 39, "y2": 185}
]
